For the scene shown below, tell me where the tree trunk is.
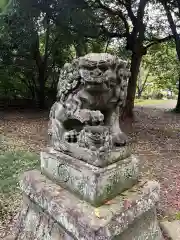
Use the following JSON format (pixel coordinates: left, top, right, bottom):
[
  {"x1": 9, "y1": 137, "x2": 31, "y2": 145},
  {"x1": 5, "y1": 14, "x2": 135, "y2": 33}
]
[
  {"x1": 122, "y1": 0, "x2": 147, "y2": 119},
  {"x1": 122, "y1": 52, "x2": 143, "y2": 118},
  {"x1": 37, "y1": 69, "x2": 46, "y2": 109},
  {"x1": 163, "y1": 2, "x2": 180, "y2": 60},
  {"x1": 37, "y1": 86, "x2": 46, "y2": 109},
  {"x1": 74, "y1": 40, "x2": 86, "y2": 57},
  {"x1": 162, "y1": 2, "x2": 180, "y2": 112},
  {"x1": 176, "y1": 77, "x2": 180, "y2": 112},
  {"x1": 137, "y1": 90, "x2": 142, "y2": 99}
]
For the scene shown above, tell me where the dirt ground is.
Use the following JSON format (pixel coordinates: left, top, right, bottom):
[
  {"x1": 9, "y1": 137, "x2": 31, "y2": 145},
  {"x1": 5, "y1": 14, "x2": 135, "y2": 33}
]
[
  {"x1": 0, "y1": 106, "x2": 180, "y2": 237},
  {"x1": 129, "y1": 107, "x2": 180, "y2": 218}
]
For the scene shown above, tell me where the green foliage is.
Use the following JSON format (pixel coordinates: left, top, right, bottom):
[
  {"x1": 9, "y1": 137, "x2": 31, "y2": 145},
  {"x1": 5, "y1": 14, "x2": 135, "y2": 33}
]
[
  {"x1": 0, "y1": 0, "x2": 12, "y2": 15},
  {"x1": 139, "y1": 42, "x2": 179, "y2": 98},
  {"x1": 175, "y1": 212, "x2": 180, "y2": 220},
  {"x1": 0, "y1": 0, "x2": 180, "y2": 110},
  {"x1": 0, "y1": 0, "x2": 100, "y2": 106}
]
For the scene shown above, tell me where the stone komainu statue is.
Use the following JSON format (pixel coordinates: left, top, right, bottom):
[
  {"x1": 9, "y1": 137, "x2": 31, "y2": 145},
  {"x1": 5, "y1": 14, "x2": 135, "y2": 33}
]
[{"x1": 48, "y1": 53, "x2": 130, "y2": 166}]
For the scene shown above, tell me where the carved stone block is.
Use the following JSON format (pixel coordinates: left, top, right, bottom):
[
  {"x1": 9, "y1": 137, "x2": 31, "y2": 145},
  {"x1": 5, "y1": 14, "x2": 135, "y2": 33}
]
[
  {"x1": 17, "y1": 170, "x2": 163, "y2": 240},
  {"x1": 48, "y1": 53, "x2": 131, "y2": 156},
  {"x1": 51, "y1": 143, "x2": 132, "y2": 168},
  {"x1": 41, "y1": 148, "x2": 139, "y2": 206}
]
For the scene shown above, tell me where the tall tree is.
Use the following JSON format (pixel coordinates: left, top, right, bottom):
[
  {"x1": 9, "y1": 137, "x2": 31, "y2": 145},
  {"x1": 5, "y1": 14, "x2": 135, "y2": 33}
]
[
  {"x1": 88, "y1": 0, "x2": 173, "y2": 117},
  {"x1": 0, "y1": 0, "x2": 99, "y2": 108},
  {"x1": 1, "y1": 11, "x2": 71, "y2": 107},
  {"x1": 142, "y1": 42, "x2": 179, "y2": 96},
  {"x1": 158, "y1": 0, "x2": 180, "y2": 111},
  {"x1": 136, "y1": 68, "x2": 150, "y2": 98}
]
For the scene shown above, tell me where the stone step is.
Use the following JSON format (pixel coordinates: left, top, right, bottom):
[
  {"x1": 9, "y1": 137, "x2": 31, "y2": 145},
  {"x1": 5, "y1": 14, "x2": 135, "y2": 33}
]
[{"x1": 160, "y1": 221, "x2": 180, "y2": 240}]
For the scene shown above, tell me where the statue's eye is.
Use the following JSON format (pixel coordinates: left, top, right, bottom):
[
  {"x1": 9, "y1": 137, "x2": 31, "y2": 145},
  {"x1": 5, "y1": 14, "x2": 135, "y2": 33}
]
[
  {"x1": 98, "y1": 64, "x2": 108, "y2": 71},
  {"x1": 82, "y1": 65, "x2": 96, "y2": 71}
]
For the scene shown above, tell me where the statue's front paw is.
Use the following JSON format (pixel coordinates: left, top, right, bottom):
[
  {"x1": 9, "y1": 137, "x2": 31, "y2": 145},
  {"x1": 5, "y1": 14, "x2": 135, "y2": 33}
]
[
  {"x1": 64, "y1": 130, "x2": 78, "y2": 143},
  {"x1": 90, "y1": 111, "x2": 104, "y2": 124},
  {"x1": 113, "y1": 132, "x2": 129, "y2": 147}
]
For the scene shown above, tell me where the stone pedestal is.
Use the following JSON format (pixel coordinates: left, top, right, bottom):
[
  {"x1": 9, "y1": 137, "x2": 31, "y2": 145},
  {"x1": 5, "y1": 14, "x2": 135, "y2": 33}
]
[
  {"x1": 16, "y1": 152, "x2": 163, "y2": 240},
  {"x1": 41, "y1": 148, "x2": 139, "y2": 206}
]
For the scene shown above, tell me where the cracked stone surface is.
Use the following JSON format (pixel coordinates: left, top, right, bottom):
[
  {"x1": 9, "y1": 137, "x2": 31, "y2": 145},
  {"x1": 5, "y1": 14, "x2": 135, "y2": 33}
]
[
  {"x1": 15, "y1": 170, "x2": 163, "y2": 240},
  {"x1": 160, "y1": 221, "x2": 180, "y2": 240},
  {"x1": 41, "y1": 148, "x2": 139, "y2": 206}
]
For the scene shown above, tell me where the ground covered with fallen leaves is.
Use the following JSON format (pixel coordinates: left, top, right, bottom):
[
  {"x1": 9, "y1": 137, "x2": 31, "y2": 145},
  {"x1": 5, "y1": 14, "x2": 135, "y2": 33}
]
[{"x1": 0, "y1": 107, "x2": 180, "y2": 238}]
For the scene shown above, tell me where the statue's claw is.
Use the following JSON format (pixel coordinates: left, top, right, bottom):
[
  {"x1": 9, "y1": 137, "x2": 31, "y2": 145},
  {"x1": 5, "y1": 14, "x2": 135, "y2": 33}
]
[
  {"x1": 112, "y1": 132, "x2": 129, "y2": 147},
  {"x1": 90, "y1": 110, "x2": 104, "y2": 124},
  {"x1": 64, "y1": 130, "x2": 78, "y2": 143}
]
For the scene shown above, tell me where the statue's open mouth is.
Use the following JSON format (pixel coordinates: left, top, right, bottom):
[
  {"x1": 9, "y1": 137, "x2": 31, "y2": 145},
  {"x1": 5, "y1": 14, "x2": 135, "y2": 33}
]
[
  {"x1": 50, "y1": 53, "x2": 130, "y2": 156},
  {"x1": 86, "y1": 75, "x2": 109, "y2": 83},
  {"x1": 83, "y1": 125, "x2": 107, "y2": 133},
  {"x1": 85, "y1": 81, "x2": 109, "y2": 91}
]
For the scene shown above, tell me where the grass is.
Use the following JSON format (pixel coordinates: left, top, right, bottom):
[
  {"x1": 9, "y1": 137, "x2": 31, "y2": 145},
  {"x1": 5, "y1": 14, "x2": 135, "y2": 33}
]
[
  {"x1": 135, "y1": 99, "x2": 169, "y2": 105},
  {"x1": 0, "y1": 151, "x2": 39, "y2": 195},
  {"x1": 0, "y1": 135, "x2": 39, "y2": 220}
]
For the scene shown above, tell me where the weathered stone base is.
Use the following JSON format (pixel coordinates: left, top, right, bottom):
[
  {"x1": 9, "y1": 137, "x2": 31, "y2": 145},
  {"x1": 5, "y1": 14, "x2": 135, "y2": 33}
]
[
  {"x1": 160, "y1": 220, "x2": 180, "y2": 239},
  {"x1": 41, "y1": 148, "x2": 139, "y2": 206},
  {"x1": 16, "y1": 170, "x2": 163, "y2": 240},
  {"x1": 15, "y1": 196, "x2": 74, "y2": 240}
]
